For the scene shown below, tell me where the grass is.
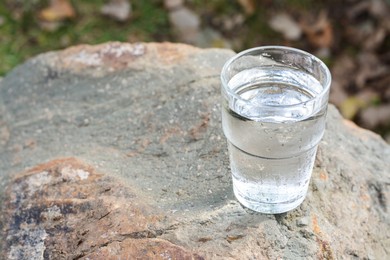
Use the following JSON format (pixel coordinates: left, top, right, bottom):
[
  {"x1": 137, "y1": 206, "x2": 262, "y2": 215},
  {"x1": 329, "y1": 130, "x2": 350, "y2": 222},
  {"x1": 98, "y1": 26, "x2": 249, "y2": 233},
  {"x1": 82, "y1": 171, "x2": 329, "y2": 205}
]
[
  {"x1": 0, "y1": 0, "x2": 313, "y2": 76},
  {"x1": 0, "y1": 0, "x2": 169, "y2": 76}
]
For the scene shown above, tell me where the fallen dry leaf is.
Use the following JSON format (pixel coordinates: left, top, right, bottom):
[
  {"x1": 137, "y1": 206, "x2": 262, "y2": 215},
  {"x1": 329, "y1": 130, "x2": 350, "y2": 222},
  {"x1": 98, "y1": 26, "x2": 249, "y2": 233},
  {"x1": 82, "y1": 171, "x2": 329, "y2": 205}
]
[
  {"x1": 101, "y1": 0, "x2": 132, "y2": 22},
  {"x1": 356, "y1": 52, "x2": 388, "y2": 88},
  {"x1": 164, "y1": 0, "x2": 184, "y2": 10},
  {"x1": 329, "y1": 55, "x2": 356, "y2": 106},
  {"x1": 363, "y1": 27, "x2": 386, "y2": 51},
  {"x1": 237, "y1": 0, "x2": 256, "y2": 15},
  {"x1": 329, "y1": 81, "x2": 348, "y2": 107},
  {"x1": 269, "y1": 12, "x2": 302, "y2": 40},
  {"x1": 348, "y1": 0, "x2": 389, "y2": 19},
  {"x1": 347, "y1": 0, "x2": 371, "y2": 19},
  {"x1": 39, "y1": 0, "x2": 75, "y2": 22},
  {"x1": 340, "y1": 97, "x2": 366, "y2": 120},
  {"x1": 360, "y1": 104, "x2": 390, "y2": 129},
  {"x1": 301, "y1": 10, "x2": 333, "y2": 49}
]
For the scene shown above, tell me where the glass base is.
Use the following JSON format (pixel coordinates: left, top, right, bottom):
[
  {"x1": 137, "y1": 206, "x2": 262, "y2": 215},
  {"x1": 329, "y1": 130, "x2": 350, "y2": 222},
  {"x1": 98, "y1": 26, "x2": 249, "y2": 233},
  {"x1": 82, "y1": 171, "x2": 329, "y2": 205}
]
[{"x1": 233, "y1": 183, "x2": 307, "y2": 214}]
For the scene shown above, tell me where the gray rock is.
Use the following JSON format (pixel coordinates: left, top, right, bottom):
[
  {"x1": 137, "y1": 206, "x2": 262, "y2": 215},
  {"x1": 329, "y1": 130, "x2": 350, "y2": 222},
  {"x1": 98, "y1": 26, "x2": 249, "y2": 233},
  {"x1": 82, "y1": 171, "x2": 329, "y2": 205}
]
[
  {"x1": 296, "y1": 217, "x2": 309, "y2": 227},
  {"x1": 169, "y1": 7, "x2": 200, "y2": 43},
  {"x1": 164, "y1": 0, "x2": 184, "y2": 10},
  {"x1": 195, "y1": 27, "x2": 232, "y2": 49},
  {"x1": 0, "y1": 42, "x2": 389, "y2": 259},
  {"x1": 101, "y1": 0, "x2": 131, "y2": 22}
]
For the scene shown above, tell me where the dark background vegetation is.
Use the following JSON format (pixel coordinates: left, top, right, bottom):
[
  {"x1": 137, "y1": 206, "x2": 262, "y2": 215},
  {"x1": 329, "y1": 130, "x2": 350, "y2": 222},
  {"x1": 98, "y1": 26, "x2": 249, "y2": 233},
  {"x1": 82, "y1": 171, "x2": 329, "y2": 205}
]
[{"x1": 0, "y1": 0, "x2": 389, "y2": 141}]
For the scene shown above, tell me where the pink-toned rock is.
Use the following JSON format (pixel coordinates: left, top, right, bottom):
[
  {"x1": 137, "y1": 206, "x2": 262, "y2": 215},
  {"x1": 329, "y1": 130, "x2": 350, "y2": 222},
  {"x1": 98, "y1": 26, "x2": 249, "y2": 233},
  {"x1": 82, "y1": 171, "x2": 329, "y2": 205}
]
[{"x1": 1, "y1": 158, "x2": 202, "y2": 259}]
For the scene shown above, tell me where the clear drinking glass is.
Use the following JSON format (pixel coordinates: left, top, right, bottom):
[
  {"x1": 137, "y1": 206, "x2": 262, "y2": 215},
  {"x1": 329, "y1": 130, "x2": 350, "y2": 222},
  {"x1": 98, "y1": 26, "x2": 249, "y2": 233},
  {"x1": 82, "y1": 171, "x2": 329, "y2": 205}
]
[{"x1": 221, "y1": 46, "x2": 331, "y2": 214}]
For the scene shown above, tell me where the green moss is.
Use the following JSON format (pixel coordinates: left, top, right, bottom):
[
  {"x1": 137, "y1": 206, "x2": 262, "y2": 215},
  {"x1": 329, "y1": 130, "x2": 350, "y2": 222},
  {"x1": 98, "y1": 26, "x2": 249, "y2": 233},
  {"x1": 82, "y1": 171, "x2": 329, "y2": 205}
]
[
  {"x1": 191, "y1": 0, "x2": 240, "y2": 14},
  {"x1": 240, "y1": 9, "x2": 282, "y2": 49},
  {"x1": 283, "y1": 0, "x2": 315, "y2": 10}
]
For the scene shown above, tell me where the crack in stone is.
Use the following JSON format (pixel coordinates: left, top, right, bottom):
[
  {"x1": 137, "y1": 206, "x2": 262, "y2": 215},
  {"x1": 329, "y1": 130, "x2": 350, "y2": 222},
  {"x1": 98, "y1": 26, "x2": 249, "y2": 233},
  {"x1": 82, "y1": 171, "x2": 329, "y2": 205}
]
[
  {"x1": 369, "y1": 182, "x2": 387, "y2": 212},
  {"x1": 74, "y1": 225, "x2": 179, "y2": 259}
]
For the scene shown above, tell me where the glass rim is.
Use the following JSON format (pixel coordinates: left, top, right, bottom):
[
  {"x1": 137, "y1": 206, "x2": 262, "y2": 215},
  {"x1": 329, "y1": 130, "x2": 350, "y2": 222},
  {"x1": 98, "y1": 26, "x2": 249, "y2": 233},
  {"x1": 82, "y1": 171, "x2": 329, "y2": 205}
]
[{"x1": 220, "y1": 46, "x2": 332, "y2": 109}]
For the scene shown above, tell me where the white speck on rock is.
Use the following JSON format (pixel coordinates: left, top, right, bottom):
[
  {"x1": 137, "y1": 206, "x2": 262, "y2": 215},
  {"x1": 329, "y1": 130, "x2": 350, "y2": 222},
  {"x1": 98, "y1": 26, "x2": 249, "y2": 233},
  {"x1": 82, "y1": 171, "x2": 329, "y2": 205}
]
[
  {"x1": 26, "y1": 171, "x2": 52, "y2": 197},
  {"x1": 296, "y1": 217, "x2": 309, "y2": 227},
  {"x1": 41, "y1": 205, "x2": 63, "y2": 221},
  {"x1": 8, "y1": 228, "x2": 47, "y2": 260},
  {"x1": 160, "y1": 250, "x2": 173, "y2": 260},
  {"x1": 61, "y1": 166, "x2": 90, "y2": 181},
  {"x1": 69, "y1": 50, "x2": 102, "y2": 66},
  {"x1": 132, "y1": 43, "x2": 145, "y2": 56},
  {"x1": 101, "y1": 43, "x2": 145, "y2": 58}
]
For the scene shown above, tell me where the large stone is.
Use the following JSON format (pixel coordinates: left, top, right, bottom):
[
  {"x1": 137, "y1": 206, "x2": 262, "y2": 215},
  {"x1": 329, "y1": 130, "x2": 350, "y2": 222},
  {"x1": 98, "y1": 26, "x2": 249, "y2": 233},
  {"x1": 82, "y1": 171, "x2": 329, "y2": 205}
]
[{"x1": 0, "y1": 42, "x2": 389, "y2": 259}]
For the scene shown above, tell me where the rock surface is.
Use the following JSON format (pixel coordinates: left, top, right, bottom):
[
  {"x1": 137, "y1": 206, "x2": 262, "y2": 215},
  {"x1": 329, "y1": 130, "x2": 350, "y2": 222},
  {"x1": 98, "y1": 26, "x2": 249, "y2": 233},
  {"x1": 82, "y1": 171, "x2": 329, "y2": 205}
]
[{"x1": 0, "y1": 42, "x2": 389, "y2": 259}]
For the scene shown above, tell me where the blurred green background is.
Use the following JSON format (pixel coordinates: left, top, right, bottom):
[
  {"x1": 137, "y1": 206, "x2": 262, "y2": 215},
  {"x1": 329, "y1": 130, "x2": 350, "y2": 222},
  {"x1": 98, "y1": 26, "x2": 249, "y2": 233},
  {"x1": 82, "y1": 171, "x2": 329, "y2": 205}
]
[{"x1": 0, "y1": 0, "x2": 389, "y2": 140}]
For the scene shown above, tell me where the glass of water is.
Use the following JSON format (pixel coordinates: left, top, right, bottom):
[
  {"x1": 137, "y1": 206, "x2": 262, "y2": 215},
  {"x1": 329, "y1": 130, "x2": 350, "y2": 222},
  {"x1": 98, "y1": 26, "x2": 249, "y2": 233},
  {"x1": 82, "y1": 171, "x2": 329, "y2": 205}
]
[{"x1": 221, "y1": 46, "x2": 331, "y2": 214}]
